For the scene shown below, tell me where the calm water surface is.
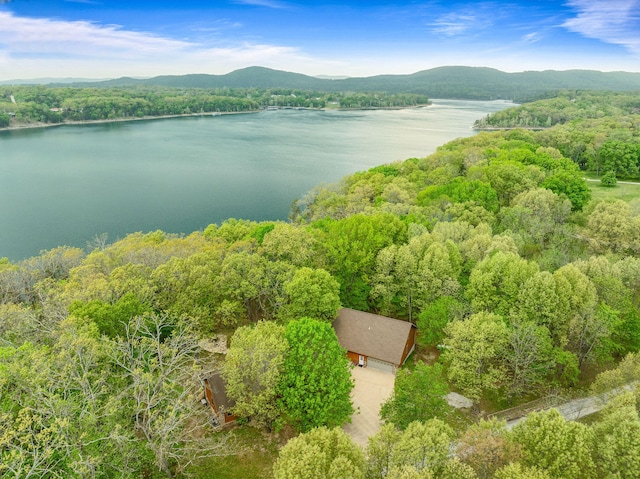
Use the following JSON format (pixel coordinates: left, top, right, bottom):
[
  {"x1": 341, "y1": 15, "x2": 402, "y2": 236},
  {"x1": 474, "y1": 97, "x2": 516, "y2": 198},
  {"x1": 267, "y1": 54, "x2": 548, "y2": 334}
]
[{"x1": 0, "y1": 100, "x2": 513, "y2": 260}]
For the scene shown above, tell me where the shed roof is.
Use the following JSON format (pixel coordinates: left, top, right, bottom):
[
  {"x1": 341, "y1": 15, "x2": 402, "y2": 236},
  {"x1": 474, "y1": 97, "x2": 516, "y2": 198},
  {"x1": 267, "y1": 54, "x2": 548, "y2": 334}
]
[
  {"x1": 205, "y1": 371, "x2": 235, "y2": 411},
  {"x1": 333, "y1": 308, "x2": 416, "y2": 366}
]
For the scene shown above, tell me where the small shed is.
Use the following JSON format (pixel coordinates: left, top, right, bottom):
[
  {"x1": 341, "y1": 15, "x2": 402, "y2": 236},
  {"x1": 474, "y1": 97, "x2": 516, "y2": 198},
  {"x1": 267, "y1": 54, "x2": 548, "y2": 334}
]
[
  {"x1": 202, "y1": 371, "x2": 237, "y2": 427},
  {"x1": 333, "y1": 308, "x2": 417, "y2": 374}
]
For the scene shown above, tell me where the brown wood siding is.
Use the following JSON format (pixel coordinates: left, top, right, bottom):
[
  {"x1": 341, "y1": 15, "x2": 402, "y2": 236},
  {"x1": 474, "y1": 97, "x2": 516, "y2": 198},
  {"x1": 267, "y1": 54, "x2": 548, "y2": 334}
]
[
  {"x1": 224, "y1": 413, "x2": 239, "y2": 424},
  {"x1": 346, "y1": 351, "x2": 361, "y2": 365},
  {"x1": 203, "y1": 379, "x2": 218, "y2": 413},
  {"x1": 400, "y1": 326, "x2": 417, "y2": 365}
]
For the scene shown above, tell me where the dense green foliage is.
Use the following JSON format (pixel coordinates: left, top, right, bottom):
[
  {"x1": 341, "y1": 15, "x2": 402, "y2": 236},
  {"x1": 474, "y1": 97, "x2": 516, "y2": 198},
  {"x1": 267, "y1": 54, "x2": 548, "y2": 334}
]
[
  {"x1": 475, "y1": 91, "x2": 640, "y2": 129},
  {"x1": 222, "y1": 321, "x2": 287, "y2": 430},
  {"x1": 272, "y1": 427, "x2": 365, "y2": 479},
  {"x1": 278, "y1": 318, "x2": 354, "y2": 432},
  {"x1": 0, "y1": 85, "x2": 429, "y2": 126},
  {"x1": 1, "y1": 89, "x2": 640, "y2": 478},
  {"x1": 380, "y1": 362, "x2": 450, "y2": 429}
]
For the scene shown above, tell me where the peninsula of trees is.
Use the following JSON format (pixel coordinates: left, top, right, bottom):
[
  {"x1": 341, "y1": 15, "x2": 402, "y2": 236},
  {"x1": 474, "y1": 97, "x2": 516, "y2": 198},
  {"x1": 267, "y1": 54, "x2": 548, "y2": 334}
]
[
  {"x1": 1, "y1": 90, "x2": 640, "y2": 478},
  {"x1": 0, "y1": 85, "x2": 429, "y2": 128}
]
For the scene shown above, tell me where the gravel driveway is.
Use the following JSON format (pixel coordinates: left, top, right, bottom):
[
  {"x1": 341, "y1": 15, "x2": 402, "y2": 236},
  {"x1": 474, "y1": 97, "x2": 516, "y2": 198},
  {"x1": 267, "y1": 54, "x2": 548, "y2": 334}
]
[{"x1": 343, "y1": 366, "x2": 396, "y2": 447}]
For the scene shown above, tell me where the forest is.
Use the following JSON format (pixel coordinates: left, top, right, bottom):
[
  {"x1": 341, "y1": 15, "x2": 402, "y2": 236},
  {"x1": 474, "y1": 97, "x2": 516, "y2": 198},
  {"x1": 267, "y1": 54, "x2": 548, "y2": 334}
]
[
  {"x1": 0, "y1": 85, "x2": 430, "y2": 127},
  {"x1": 1, "y1": 90, "x2": 640, "y2": 478}
]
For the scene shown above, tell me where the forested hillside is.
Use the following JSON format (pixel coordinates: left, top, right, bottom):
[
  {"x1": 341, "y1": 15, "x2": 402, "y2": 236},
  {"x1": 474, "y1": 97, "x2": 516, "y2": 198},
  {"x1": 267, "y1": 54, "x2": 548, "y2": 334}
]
[
  {"x1": 474, "y1": 90, "x2": 640, "y2": 129},
  {"x1": 71, "y1": 66, "x2": 640, "y2": 102},
  {"x1": 1, "y1": 91, "x2": 640, "y2": 478}
]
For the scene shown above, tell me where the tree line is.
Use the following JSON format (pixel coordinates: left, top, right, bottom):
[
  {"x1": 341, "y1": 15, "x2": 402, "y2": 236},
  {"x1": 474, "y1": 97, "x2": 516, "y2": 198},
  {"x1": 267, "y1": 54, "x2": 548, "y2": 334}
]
[{"x1": 0, "y1": 85, "x2": 430, "y2": 126}]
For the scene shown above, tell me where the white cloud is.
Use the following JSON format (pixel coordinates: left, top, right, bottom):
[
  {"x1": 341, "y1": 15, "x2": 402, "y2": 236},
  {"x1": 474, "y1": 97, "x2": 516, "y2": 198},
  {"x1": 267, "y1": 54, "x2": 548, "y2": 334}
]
[
  {"x1": 0, "y1": 11, "x2": 343, "y2": 79},
  {"x1": 0, "y1": 12, "x2": 192, "y2": 58},
  {"x1": 430, "y1": 12, "x2": 478, "y2": 36},
  {"x1": 231, "y1": 0, "x2": 289, "y2": 8},
  {"x1": 64, "y1": 0, "x2": 102, "y2": 4},
  {"x1": 429, "y1": 3, "x2": 500, "y2": 38},
  {"x1": 521, "y1": 32, "x2": 542, "y2": 44},
  {"x1": 563, "y1": 0, "x2": 640, "y2": 53}
]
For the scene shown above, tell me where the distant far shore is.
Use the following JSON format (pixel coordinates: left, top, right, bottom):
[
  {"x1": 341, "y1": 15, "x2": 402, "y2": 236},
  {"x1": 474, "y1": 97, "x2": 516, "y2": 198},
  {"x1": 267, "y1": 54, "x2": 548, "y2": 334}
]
[
  {"x1": 1, "y1": 104, "x2": 433, "y2": 133},
  {"x1": 0, "y1": 110, "x2": 261, "y2": 132}
]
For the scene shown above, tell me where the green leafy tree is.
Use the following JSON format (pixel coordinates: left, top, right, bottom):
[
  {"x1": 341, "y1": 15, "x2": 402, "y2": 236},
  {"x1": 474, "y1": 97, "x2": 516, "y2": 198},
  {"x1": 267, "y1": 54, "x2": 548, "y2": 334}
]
[
  {"x1": 466, "y1": 252, "x2": 539, "y2": 316},
  {"x1": 584, "y1": 200, "x2": 640, "y2": 254},
  {"x1": 390, "y1": 419, "x2": 454, "y2": 477},
  {"x1": 278, "y1": 317, "x2": 354, "y2": 431},
  {"x1": 273, "y1": 427, "x2": 365, "y2": 479},
  {"x1": 598, "y1": 140, "x2": 640, "y2": 178},
  {"x1": 150, "y1": 250, "x2": 223, "y2": 332},
  {"x1": 366, "y1": 423, "x2": 402, "y2": 479},
  {"x1": 386, "y1": 465, "x2": 432, "y2": 479},
  {"x1": 0, "y1": 317, "x2": 138, "y2": 478},
  {"x1": 591, "y1": 392, "x2": 640, "y2": 479},
  {"x1": 440, "y1": 459, "x2": 478, "y2": 479},
  {"x1": 600, "y1": 170, "x2": 617, "y2": 187},
  {"x1": 68, "y1": 292, "x2": 150, "y2": 338},
  {"x1": 416, "y1": 296, "x2": 464, "y2": 347},
  {"x1": 222, "y1": 321, "x2": 287, "y2": 429},
  {"x1": 0, "y1": 303, "x2": 39, "y2": 346},
  {"x1": 380, "y1": 362, "x2": 450, "y2": 430},
  {"x1": 370, "y1": 233, "x2": 458, "y2": 321},
  {"x1": 541, "y1": 170, "x2": 591, "y2": 211},
  {"x1": 484, "y1": 160, "x2": 541, "y2": 206},
  {"x1": 504, "y1": 321, "x2": 555, "y2": 398},
  {"x1": 552, "y1": 264, "x2": 598, "y2": 348},
  {"x1": 511, "y1": 409, "x2": 596, "y2": 479},
  {"x1": 442, "y1": 312, "x2": 510, "y2": 402},
  {"x1": 280, "y1": 267, "x2": 341, "y2": 322},
  {"x1": 591, "y1": 351, "x2": 640, "y2": 395},
  {"x1": 493, "y1": 463, "x2": 551, "y2": 479},
  {"x1": 321, "y1": 213, "x2": 406, "y2": 309},
  {"x1": 260, "y1": 222, "x2": 322, "y2": 268},
  {"x1": 500, "y1": 188, "x2": 571, "y2": 249},
  {"x1": 512, "y1": 271, "x2": 560, "y2": 329},
  {"x1": 455, "y1": 418, "x2": 521, "y2": 479}
]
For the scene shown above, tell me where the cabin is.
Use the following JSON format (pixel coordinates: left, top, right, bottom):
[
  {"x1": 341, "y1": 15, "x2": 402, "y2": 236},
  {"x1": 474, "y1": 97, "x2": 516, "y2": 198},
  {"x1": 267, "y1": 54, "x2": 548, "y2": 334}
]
[
  {"x1": 333, "y1": 308, "x2": 417, "y2": 374},
  {"x1": 202, "y1": 371, "x2": 238, "y2": 427}
]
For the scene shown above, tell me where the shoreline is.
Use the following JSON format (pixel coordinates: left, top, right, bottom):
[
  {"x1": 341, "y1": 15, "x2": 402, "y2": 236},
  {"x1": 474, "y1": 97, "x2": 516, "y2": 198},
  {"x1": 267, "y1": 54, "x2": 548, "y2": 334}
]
[
  {"x1": 472, "y1": 126, "x2": 549, "y2": 131},
  {"x1": 0, "y1": 110, "x2": 261, "y2": 132},
  {"x1": 1, "y1": 104, "x2": 433, "y2": 133}
]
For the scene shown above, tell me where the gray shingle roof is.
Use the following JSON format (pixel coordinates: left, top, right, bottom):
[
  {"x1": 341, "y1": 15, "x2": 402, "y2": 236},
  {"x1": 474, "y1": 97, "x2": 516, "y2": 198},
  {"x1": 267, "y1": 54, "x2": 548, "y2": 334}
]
[
  {"x1": 206, "y1": 371, "x2": 235, "y2": 410},
  {"x1": 333, "y1": 308, "x2": 415, "y2": 366}
]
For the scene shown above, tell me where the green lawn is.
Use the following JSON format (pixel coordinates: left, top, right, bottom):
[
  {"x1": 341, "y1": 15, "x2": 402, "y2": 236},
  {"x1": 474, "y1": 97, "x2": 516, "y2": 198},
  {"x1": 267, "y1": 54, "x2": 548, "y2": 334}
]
[
  {"x1": 584, "y1": 174, "x2": 640, "y2": 203},
  {"x1": 187, "y1": 426, "x2": 284, "y2": 479}
]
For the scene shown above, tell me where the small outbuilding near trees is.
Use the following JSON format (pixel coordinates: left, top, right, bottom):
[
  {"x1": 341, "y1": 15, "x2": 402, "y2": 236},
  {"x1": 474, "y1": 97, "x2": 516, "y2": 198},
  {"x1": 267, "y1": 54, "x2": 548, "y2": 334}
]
[{"x1": 333, "y1": 308, "x2": 416, "y2": 374}]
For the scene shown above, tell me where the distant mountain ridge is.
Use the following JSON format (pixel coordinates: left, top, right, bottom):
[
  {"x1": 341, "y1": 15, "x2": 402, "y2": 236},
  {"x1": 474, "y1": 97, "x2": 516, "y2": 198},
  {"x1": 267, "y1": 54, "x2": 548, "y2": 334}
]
[{"x1": 65, "y1": 66, "x2": 640, "y2": 102}]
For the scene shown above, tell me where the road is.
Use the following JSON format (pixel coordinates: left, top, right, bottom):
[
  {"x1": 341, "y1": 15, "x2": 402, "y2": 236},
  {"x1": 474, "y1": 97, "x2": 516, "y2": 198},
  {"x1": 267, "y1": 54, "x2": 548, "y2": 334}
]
[
  {"x1": 506, "y1": 382, "x2": 639, "y2": 429},
  {"x1": 584, "y1": 178, "x2": 640, "y2": 185}
]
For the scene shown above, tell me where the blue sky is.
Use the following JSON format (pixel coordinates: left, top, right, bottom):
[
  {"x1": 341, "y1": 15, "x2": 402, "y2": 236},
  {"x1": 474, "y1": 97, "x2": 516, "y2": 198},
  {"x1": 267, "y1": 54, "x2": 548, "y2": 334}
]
[{"x1": 0, "y1": 0, "x2": 639, "y2": 80}]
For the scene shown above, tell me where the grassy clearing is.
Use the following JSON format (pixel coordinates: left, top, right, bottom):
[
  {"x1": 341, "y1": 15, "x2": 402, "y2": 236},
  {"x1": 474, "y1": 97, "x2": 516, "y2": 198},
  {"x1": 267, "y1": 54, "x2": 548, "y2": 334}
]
[
  {"x1": 187, "y1": 426, "x2": 285, "y2": 479},
  {"x1": 584, "y1": 173, "x2": 640, "y2": 203}
]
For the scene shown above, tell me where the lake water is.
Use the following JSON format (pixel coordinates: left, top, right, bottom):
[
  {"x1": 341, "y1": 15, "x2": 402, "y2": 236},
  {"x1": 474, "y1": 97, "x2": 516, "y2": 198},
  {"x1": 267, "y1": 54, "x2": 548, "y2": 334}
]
[{"x1": 0, "y1": 99, "x2": 513, "y2": 261}]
